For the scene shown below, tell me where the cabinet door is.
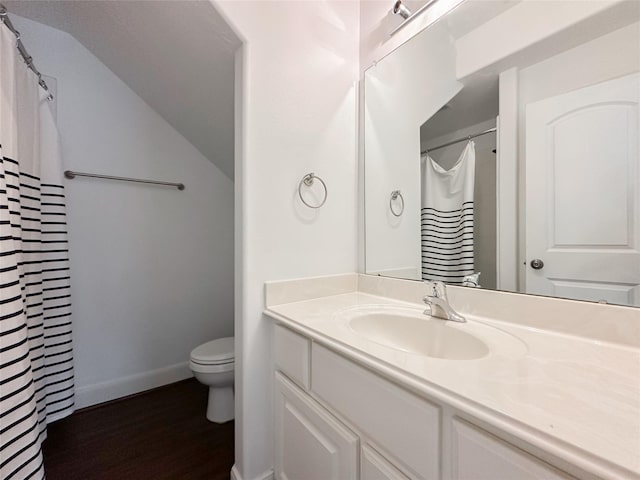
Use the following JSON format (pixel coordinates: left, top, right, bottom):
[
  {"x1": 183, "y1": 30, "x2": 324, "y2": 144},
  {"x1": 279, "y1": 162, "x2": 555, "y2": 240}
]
[
  {"x1": 275, "y1": 372, "x2": 359, "y2": 480},
  {"x1": 312, "y1": 344, "x2": 440, "y2": 479},
  {"x1": 362, "y1": 445, "x2": 410, "y2": 480},
  {"x1": 451, "y1": 419, "x2": 574, "y2": 480}
]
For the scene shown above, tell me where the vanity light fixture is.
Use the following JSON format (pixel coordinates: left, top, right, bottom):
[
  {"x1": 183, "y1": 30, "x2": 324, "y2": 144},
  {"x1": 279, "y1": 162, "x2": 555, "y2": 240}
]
[
  {"x1": 390, "y1": 0, "x2": 443, "y2": 36},
  {"x1": 393, "y1": 0, "x2": 413, "y2": 20}
]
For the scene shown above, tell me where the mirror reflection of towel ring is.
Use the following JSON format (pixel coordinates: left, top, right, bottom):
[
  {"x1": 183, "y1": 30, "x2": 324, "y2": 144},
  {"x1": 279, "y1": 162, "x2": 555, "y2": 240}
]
[
  {"x1": 298, "y1": 173, "x2": 328, "y2": 209},
  {"x1": 390, "y1": 190, "x2": 404, "y2": 217}
]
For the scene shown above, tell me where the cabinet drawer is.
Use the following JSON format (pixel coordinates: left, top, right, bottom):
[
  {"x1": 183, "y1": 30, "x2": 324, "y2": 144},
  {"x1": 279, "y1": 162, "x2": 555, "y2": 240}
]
[
  {"x1": 274, "y1": 324, "x2": 310, "y2": 390},
  {"x1": 451, "y1": 418, "x2": 573, "y2": 480},
  {"x1": 275, "y1": 372, "x2": 358, "y2": 480},
  {"x1": 362, "y1": 444, "x2": 410, "y2": 480},
  {"x1": 311, "y1": 344, "x2": 440, "y2": 479}
]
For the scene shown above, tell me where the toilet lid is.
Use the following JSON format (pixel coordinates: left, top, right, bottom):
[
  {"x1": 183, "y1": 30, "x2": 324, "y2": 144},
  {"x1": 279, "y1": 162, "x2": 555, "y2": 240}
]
[{"x1": 190, "y1": 337, "x2": 234, "y2": 365}]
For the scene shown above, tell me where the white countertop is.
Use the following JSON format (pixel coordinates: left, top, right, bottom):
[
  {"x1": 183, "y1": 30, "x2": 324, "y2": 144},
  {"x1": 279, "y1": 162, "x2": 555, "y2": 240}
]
[{"x1": 265, "y1": 291, "x2": 640, "y2": 479}]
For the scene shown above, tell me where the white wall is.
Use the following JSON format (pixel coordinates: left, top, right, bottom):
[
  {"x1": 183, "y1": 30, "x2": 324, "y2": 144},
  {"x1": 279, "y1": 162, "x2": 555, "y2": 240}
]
[
  {"x1": 364, "y1": 22, "x2": 462, "y2": 278},
  {"x1": 518, "y1": 21, "x2": 640, "y2": 105},
  {"x1": 212, "y1": 2, "x2": 359, "y2": 479},
  {"x1": 12, "y1": 15, "x2": 235, "y2": 408},
  {"x1": 358, "y1": 0, "x2": 465, "y2": 276},
  {"x1": 455, "y1": 0, "x2": 633, "y2": 79}
]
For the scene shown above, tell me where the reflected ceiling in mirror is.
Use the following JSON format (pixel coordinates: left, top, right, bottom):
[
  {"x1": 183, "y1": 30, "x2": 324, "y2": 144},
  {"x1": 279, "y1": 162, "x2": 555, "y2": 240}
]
[{"x1": 363, "y1": 0, "x2": 640, "y2": 307}]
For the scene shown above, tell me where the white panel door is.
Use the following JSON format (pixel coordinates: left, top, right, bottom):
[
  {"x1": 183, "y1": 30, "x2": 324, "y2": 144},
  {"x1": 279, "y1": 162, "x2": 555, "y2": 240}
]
[
  {"x1": 274, "y1": 372, "x2": 358, "y2": 480},
  {"x1": 525, "y1": 73, "x2": 640, "y2": 306}
]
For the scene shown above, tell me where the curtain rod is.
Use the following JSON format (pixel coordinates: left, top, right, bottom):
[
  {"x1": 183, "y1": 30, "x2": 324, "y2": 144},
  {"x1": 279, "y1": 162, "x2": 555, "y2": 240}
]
[
  {"x1": 64, "y1": 170, "x2": 185, "y2": 191},
  {"x1": 0, "y1": 3, "x2": 53, "y2": 100},
  {"x1": 422, "y1": 127, "x2": 497, "y2": 154}
]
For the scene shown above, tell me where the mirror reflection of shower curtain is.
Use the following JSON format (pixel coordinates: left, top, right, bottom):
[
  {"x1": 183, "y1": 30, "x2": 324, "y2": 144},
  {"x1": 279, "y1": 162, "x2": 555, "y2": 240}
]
[
  {"x1": 0, "y1": 24, "x2": 74, "y2": 480},
  {"x1": 421, "y1": 141, "x2": 475, "y2": 285}
]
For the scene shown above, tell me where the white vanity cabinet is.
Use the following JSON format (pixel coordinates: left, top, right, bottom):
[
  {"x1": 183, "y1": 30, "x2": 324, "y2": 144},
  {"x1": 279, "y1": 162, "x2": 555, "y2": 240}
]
[
  {"x1": 450, "y1": 419, "x2": 573, "y2": 480},
  {"x1": 273, "y1": 324, "x2": 580, "y2": 480},
  {"x1": 361, "y1": 445, "x2": 410, "y2": 480},
  {"x1": 274, "y1": 372, "x2": 359, "y2": 480},
  {"x1": 311, "y1": 343, "x2": 440, "y2": 479}
]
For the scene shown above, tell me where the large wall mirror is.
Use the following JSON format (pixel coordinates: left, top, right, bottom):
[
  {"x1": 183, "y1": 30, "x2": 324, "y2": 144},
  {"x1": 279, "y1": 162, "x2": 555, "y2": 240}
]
[{"x1": 363, "y1": 0, "x2": 640, "y2": 307}]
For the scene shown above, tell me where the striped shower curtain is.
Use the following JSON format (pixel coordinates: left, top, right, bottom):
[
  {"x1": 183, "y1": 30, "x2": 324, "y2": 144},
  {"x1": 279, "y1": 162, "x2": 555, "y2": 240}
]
[
  {"x1": 421, "y1": 141, "x2": 476, "y2": 285},
  {"x1": 1, "y1": 23, "x2": 74, "y2": 480}
]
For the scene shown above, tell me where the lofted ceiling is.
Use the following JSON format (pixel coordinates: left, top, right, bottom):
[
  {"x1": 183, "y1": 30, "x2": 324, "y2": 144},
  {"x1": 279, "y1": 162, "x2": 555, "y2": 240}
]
[
  {"x1": 441, "y1": 0, "x2": 521, "y2": 39},
  {"x1": 418, "y1": 0, "x2": 516, "y2": 142},
  {"x1": 5, "y1": 0, "x2": 240, "y2": 180},
  {"x1": 420, "y1": 74, "x2": 499, "y2": 143}
]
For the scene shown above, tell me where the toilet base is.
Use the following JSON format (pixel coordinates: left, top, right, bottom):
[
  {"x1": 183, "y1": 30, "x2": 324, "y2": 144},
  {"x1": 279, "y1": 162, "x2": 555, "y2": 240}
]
[{"x1": 207, "y1": 385, "x2": 234, "y2": 423}]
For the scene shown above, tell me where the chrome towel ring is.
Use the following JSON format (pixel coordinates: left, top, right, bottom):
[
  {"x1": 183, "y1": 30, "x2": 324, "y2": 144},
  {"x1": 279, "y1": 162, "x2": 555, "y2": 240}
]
[
  {"x1": 298, "y1": 173, "x2": 327, "y2": 209},
  {"x1": 390, "y1": 190, "x2": 404, "y2": 217}
]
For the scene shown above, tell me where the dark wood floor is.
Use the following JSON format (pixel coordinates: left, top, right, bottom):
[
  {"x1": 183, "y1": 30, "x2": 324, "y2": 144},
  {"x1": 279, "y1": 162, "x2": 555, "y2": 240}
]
[{"x1": 43, "y1": 379, "x2": 234, "y2": 480}]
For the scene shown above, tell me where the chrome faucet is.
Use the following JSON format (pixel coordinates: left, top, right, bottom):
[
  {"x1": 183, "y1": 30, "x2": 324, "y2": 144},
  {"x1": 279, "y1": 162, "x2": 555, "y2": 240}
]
[{"x1": 423, "y1": 281, "x2": 466, "y2": 323}]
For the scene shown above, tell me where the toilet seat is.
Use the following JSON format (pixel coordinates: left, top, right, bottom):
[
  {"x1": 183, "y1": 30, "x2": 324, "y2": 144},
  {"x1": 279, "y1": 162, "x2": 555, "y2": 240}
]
[
  {"x1": 190, "y1": 337, "x2": 234, "y2": 366},
  {"x1": 189, "y1": 359, "x2": 234, "y2": 374}
]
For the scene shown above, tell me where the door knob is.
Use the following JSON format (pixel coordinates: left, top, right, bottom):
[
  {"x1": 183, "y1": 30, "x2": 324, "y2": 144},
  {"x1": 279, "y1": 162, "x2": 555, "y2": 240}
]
[{"x1": 530, "y1": 259, "x2": 544, "y2": 270}]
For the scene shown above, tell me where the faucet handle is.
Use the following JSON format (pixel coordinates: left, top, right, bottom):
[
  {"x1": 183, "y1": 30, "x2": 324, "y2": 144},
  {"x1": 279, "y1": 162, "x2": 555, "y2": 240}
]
[
  {"x1": 432, "y1": 281, "x2": 447, "y2": 299},
  {"x1": 422, "y1": 281, "x2": 465, "y2": 323},
  {"x1": 423, "y1": 281, "x2": 447, "y2": 302}
]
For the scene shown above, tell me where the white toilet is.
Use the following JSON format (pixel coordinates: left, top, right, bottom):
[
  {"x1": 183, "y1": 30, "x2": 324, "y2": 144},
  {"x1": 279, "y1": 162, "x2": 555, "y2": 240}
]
[{"x1": 189, "y1": 337, "x2": 234, "y2": 423}]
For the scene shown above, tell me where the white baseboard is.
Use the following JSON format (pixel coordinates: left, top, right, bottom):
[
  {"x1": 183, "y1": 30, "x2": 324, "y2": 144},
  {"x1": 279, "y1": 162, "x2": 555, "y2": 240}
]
[
  {"x1": 230, "y1": 465, "x2": 274, "y2": 480},
  {"x1": 230, "y1": 465, "x2": 240, "y2": 480},
  {"x1": 75, "y1": 362, "x2": 193, "y2": 409}
]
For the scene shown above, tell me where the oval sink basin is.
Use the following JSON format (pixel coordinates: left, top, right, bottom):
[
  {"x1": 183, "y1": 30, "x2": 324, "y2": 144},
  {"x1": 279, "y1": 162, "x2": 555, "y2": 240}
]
[{"x1": 348, "y1": 310, "x2": 489, "y2": 360}]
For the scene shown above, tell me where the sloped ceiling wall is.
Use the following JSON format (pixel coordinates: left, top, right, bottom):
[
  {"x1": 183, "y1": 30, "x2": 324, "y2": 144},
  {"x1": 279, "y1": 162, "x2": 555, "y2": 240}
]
[{"x1": 5, "y1": 0, "x2": 240, "y2": 179}]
